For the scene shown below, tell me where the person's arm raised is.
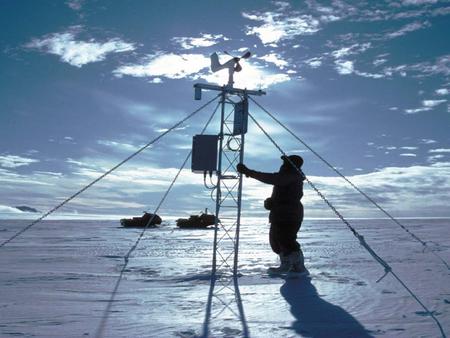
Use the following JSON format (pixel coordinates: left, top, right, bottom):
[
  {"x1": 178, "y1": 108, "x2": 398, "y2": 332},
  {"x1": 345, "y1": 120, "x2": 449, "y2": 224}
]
[{"x1": 237, "y1": 163, "x2": 296, "y2": 186}]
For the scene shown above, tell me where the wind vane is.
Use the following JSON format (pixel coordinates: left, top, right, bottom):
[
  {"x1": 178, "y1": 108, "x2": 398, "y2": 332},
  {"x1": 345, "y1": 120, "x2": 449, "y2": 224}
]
[{"x1": 210, "y1": 50, "x2": 251, "y2": 87}]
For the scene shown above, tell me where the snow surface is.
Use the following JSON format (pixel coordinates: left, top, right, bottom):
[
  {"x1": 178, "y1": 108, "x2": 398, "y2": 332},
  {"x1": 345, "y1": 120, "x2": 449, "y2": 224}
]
[{"x1": 0, "y1": 218, "x2": 449, "y2": 337}]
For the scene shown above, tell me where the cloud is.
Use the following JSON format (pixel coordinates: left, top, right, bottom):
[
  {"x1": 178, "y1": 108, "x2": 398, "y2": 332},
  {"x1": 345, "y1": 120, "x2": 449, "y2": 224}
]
[
  {"x1": 2, "y1": 153, "x2": 450, "y2": 218},
  {"x1": 399, "y1": 153, "x2": 417, "y2": 157},
  {"x1": 114, "y1": 53, "x2": 210, "y2": 79},
  {"x1": 330, "y1": 43, "x2": 384, "y2": 78},
  {"x1": 386, "y1": 21, "x2": 430, "y2": 39},
  {"x1": 0, "y1": 155, "x2": 212, "y2": 216},
  {"x1": 334, "y1": 60, "x2": 354, "y2": 75},
  {"x1": 241, "y1": 162, "x2": 450, "y2": 217},
  {"x1": 0, "y1": 168, "x2": 53, "y2": 186},
  {"x1": 331, "y1": 43, "x2": 371, "y2": 59},
  {"x1": 74, "y1": 166, "x2": 203, "y2": 189},
  {"x1": 404, "y1": 98, "x2": 446, "y2": 113},
  {"x1": 258, "y1": 53, "x2": 289, "y2": 68},
  {"x1": 304, "y1": 57, "x2": 322, "y2": 68},
  {"x1": 414, "y1": 55, "x2": 450, "y2": 76},
  {"x1": 422, "y1": 99, "x2": 446, "y2": 107},
  {"x1": 0, "y1": 155, "x2": 40, "y2": 168},
  {"x1": 354, "y1": 70, "x2": 385, "y2": 79},
  {"x1": 26, "y1": 29, "x2": 135, "y2": 67},
  {"x1": 401, "y1": 0, "x2": 438, "y2": 5},
  {"x1": 66, "y1": 0, "x2": 84, "y2": 11},
  {"x1": 115, "y1": 52, "x2": 291, "y2": 89},
  {"x1": 427, "y1": 154, "x2": 444, "y2": 162},
  {"x1": 97, "y1": 140, "x2": 142, "y2": 152},
  {"x1": 172, "y1": 33, "x2": 228, "y2": 50},
  {"x1": 242, "y1": 11, "x2": 320, "y2": 45},
  {"x1": 435, "y1": 88, "x2": 449, "y2": 95},
  {"x1": 373, "y1": 58, "x2": 388, "y2": 66},
  {"x1": 304, "y1": 0, "x2": 446, "y2": 23},
  {"x1": 66, "y1": 158, "x2": 90, "y2": 167},
  {"x1": 404, "y1": 107, "x2": 432, "y2": 113},
  {"x1": 383, "y1": 55, "x2": 450, "y2": 78},
  {"x1": 429, "y1": 148, "x2": 450, "y2": 153}
]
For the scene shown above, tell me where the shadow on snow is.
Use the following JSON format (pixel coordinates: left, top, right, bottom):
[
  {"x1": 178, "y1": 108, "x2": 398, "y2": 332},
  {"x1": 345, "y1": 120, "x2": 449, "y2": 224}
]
[{"x1": 281, "y1": 276, "x2": 373, "y2": 337}]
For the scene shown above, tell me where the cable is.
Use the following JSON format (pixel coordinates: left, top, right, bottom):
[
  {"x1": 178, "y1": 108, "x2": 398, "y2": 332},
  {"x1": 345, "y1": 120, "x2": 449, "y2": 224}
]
[
  {"x1": 94, "y1": 100, "x2": 220, "y2": 338},
  {"x1": 249, "y1": 96, "x2": 449, "y2": 271},
  {"x1": 247, "y1": 111, "x2": 447, "y2": 338},
  {"x1": 204, "y1": 171, "x2": 215, "y2": 190},
  {"x1": 0, "y1": 95, "x2": 220, "y2": 250}
]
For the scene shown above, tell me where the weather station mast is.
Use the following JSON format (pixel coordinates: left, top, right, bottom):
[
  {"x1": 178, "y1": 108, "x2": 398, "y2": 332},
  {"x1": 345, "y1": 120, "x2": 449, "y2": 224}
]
[{"x1": 192, "y1": 51, "x2": 265, "y2": 278}]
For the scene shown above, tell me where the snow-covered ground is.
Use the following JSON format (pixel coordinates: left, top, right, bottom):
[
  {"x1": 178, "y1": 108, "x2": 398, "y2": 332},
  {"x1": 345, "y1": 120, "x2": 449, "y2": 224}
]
[{"x1": 0, "y1": 218, "x2": 449, "y2": 337}]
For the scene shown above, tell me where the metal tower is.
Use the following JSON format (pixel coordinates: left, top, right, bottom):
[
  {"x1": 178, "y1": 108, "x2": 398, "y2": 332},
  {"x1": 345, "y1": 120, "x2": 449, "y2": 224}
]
[
  {"x1": 192, "y1": 51, "x2": 265, "y2": 337},
  {"x1": 194, "y1": 83, "x2": 265, "y2": 277},
  {"x1": 194, "y1": 83, "x2": 265, "y2": 338}
]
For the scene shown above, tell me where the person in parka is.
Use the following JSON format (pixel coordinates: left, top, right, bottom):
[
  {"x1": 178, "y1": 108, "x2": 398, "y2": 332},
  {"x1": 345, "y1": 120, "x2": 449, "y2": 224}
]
[{"x1": 237, "y1": 155, "x2": 307, "y2": 274}]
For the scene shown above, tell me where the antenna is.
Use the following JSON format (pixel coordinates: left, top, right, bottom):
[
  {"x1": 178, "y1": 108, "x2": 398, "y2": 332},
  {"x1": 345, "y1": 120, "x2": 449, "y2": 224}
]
[{"x1": 210, "y1": 51, "x2": 251, "y2": 87}]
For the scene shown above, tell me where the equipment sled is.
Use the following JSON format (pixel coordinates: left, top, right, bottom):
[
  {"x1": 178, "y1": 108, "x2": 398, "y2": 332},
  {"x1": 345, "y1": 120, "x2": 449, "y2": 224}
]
[
  {"x1": 120, "y1": 212, "x2": 162, "y2": 228},
  {"x1": 176, "y1": 210, "x2": 217, "y2": 229}
]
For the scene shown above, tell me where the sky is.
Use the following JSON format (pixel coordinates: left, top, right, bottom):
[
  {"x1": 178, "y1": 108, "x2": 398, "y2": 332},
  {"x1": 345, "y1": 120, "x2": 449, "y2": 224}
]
[{"x1": 0, "y1": 0, "x2": 449, "y2": 219}]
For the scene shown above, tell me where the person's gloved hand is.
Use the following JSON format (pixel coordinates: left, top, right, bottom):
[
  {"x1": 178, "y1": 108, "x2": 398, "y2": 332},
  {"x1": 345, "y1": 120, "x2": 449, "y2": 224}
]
[
  {"x1": 237, "y1": 163, "x2": 250, "y2": 177},
  {"x1": 264, "y1": 197, "x2": 273, "y2": 210}
]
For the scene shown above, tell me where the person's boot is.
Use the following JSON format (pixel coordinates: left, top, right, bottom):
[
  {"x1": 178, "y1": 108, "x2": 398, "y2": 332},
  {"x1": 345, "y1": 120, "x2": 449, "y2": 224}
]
[
  {"x1": 267, "y1": 254, "x2": 290, "y2": 274},
  {"x1": 288, "y1": 251, "x2": 308, "y2": 274}
]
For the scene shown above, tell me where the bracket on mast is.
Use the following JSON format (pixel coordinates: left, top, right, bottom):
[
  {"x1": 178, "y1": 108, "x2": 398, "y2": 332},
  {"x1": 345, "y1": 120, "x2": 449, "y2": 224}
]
[{"x1": 194, "y1": 83, "x2": 265, "y2": 99}]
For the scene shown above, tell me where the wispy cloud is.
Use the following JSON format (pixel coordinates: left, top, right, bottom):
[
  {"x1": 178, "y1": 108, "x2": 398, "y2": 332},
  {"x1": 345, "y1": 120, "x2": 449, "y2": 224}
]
[
  {"x1": 331, "y1": 43, "x2": 371, "y2": 59},
  {"x1": 421, "y1": 138, "x2": 437, "y2": 144},
  {"x1": 172, "y1": 33, "x2": 228, "y2": 50},
  {"x1": 429, "y1": 148, "x2": 450, "y2": 153},
  {"x1": 373, "y1": 58, "x2": 388, "y2": 66},
  {"x1": 330, "y1": 43, "x2": 386, "y2": 78},
  {"x1": 258, "y1": 53, "x2": 289, "y2": 69},
  {"x1": 385, "y1": 21, "x2": 430, "y2": 39},
  {"x1": 2, "y1": 153, "x2": 450, "y2": 217},
  {"x1": 404, "y1": 107, "x2": 432, "y2": 113},
  {"x1": 66, "y1": 0, "x2": 84, "y2": 11},
  {"x1": 427, "y1": 154, "x2": 445, "y2": 162},
  {"x1": 0, "y1": 155, "x2": 40, "y2": 168},
  {"x1": 304, "y1": 57, "x2": 323, "y2": 68},
  {"x1": 384, "y1": 55, "x2": 450, "y2": 78},
  {"x1": 114, "y1": 53, "x2": 210, "y2": 79},
  {"x1": 401, "y1": 0, "x2": 438, "y2": 5},
  {"x1": 97, "y1": 140, "x2": 142, "y2": 152},
  {"x1": 334, "y1": 60, "x2": 354, "y2": 75},
  {"x1": 26, "y1": 28, "x2": 135, "y2": 67},
  {"x1": 422, "y1": 99, "x2": 447, "y2": 107},
  {"x1": 0, "y1": 168, "x2": 52, "y2": 186},
  {"x1": 435, "y1": 88, "x2": 449, "y2": 95},
  {"x1": 405, "y1": 98, "x2": 447, "y2": 113},
  {"x1": 242, "y1": 10, "x2": 320, "y2": 45}
]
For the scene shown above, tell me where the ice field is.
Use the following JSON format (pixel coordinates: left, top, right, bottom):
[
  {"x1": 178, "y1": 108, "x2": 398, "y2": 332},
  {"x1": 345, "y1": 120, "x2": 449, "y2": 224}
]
[{"x1": 0, "y1": 217, "x2": 449, "y2": 337}]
